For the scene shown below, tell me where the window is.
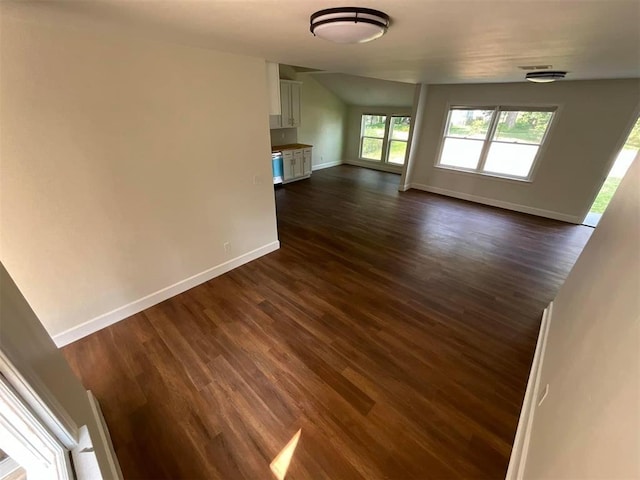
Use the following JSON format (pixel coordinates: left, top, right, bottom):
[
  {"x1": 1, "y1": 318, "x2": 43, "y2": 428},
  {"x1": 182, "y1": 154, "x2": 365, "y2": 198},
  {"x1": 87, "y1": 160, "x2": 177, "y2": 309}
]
[
  {"x1": 360, "y1": 114, "x2": 411, "y2": 165},
  {"x1": 437, "y1": 106, "x2": 555, "y2": 180}
]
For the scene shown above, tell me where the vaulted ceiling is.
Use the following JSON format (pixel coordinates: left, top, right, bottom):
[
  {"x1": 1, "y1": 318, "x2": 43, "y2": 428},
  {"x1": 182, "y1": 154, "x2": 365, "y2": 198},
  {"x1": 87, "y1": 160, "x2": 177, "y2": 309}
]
[{"x1": 4, "y1": 0, "x2": 640, "y2": 84}]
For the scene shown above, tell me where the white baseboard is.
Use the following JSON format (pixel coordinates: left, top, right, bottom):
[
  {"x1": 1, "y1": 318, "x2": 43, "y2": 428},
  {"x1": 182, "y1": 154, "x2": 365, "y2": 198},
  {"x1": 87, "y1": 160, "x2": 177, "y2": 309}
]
[
  {"x1": 505, "y1": 302, "x2": 553, "y2": 480},
  {"x1": 53, "y1": 241, "x2": 280, "y2": 347},
  {"x1": 398, "y1": 184, "x2": 411, "y2": 192},
  {"x1": 312, "y1": 160, "x2": 342, "y2": 171},
  {"x1": 344, "y1": 159, "x2": 403, "y2": 174},
  {"x1": 408, "y1": 184, "x2": 582, "y2": 224}
]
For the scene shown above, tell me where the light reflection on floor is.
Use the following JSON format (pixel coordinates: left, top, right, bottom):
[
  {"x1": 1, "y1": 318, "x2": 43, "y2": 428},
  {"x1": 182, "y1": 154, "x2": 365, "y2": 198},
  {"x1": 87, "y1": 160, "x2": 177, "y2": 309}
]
[{"x1": 270, "y1": 429, "x2": 301, "y2": 480}]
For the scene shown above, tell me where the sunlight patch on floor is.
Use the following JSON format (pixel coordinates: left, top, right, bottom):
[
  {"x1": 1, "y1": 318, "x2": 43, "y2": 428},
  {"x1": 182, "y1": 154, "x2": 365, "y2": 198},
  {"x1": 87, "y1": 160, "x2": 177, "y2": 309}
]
[{"x1": 270, "y1": 429, "x2": 301, "y2": 480}]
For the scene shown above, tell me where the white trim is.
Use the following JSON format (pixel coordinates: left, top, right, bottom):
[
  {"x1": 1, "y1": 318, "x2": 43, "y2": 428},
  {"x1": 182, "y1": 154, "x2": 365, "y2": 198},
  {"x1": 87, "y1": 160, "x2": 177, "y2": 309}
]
[
  {"x1": 82, "y1": 391, "x2": 123, "y2": 480},
  {"x1": 0, "y1": 376, "x2": 71, "y2": 480},
  {"x1": 506, "y1": 302, "x2": 554, "y2": 480},
  {"x1": 53, "y1": 241, "x2": 280, "y2": 346},
  {"x1": 408, "y1": 183, "x2": 581, "y2": 223},
  {"x1": 0, "y1": 350, "x2": 78, "y2": 449},
  {"x1": 0, "y1": 457, "x2": 22, "y2": 478},
  {"x1": 434, "y1": 104, "x2": 560, "y2": 182},
  {"x1": 344, "y1": 159, "x2": 403, "y2": 174},
  {"x1": 312, "y1": 160, "x2": 342, "y2": 171}
]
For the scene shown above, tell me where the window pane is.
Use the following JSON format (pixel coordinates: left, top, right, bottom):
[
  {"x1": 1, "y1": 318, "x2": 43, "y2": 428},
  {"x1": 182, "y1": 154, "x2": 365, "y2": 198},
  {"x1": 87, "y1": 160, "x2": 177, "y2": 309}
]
[
  {"x1": 483, "y1": 143, "x2": 539, "y2": 177},
  {"x1": 361, "y1": 115, "x2": 387, "y2": 138},
  {"x1": 390, "y1": 116, "x2": 411, "y2": 140},
  {"x1": 388, "y1": 140, "x2": 407, "y2": 165},
  {"x1": 493, "y1": 111, "x2": 553, "y2": 144},
  {"x1": 361, "y1": 137, "x2": 383, "y2": 160},
  {"x1": 439, "y1": 138, "x2": 483, "y2": 169},
  {"x1": 447, "y1": 109, "x2": 494, "y2": 140}
]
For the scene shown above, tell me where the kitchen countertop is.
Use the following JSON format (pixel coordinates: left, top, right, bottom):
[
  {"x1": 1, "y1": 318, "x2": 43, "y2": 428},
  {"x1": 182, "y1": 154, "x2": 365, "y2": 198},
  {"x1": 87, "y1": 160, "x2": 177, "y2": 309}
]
[{"x1": 271, "y1": 143, "x2": 313, "y2": 153}]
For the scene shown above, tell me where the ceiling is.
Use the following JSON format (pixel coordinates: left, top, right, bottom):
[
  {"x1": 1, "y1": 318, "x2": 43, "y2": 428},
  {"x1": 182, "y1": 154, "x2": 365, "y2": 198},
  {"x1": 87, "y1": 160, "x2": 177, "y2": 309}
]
[
  {"x1": 4, "y1": 0, "x2": 640, "y2": 84},
  {"x1": 307, "y1": 73, "x2": 416, "y2": 107}
]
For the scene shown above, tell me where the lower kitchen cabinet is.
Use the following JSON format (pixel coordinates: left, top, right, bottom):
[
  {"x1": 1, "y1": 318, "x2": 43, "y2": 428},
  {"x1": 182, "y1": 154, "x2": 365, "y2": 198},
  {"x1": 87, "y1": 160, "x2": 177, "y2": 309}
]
[{"x1": 281, "y1": 147, "x2": 312, "y2": 183}]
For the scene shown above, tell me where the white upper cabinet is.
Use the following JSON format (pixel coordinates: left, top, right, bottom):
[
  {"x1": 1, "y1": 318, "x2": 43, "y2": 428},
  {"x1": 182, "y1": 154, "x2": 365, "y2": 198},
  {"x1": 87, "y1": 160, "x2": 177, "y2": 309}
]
[
  {"x1": 272, "y1": 80, "x2": 302, "y2": 129},
  {"x1": 289, "y1": 82, "x2": 301, "y2": 128}
]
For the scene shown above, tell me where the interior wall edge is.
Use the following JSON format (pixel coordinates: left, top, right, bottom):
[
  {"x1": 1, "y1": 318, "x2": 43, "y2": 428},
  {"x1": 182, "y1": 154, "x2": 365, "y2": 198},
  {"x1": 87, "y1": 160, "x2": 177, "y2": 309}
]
[
  {"x1": 52, "y1": 241, "x2": 280, "y2": 347},
  {"x1": 505, "y1": 302, "x2": 554, "y2": 479},
  {"x1": 408, "y1": 183, "x2": 582, "y2": 223}
]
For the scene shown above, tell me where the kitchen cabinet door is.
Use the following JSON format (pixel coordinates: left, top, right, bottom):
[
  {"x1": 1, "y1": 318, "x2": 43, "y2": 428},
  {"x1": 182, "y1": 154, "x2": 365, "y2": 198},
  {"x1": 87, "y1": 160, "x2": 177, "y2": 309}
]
[
  {"x1": 280, "y1": 82, "x2": 292, "y2": 128},
  {"x1": 290, "y1": 83, "x2": 301, "y2": 127},
  {"x1": 293, "y1": 150, "x2": 304, "y2": 177},
  {"x1": 303, "y1": 148, "x2": 312, "y2": 175},
  {"x1": 282, "y1": 152, "x2": 295, "y2": 181}
]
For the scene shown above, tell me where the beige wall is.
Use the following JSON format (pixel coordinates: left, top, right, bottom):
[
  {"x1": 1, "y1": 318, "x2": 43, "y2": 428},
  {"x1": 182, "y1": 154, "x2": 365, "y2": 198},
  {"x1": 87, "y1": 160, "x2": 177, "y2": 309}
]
[
  {"x1": 523, "y1": 155, "x2": 639, "y2": 477},
  {"x1": 0, "y1": 17, "x2": 278, "y2": 338},
  {"x1": 408, "y1": 80, "x2": 640, "y2": 222},
  {"x1": 345, "y1": 105, "x2": 412, "y2": 173},
  {"x1": 0, "y1": 263, "x2": 115, "y2": 477},
  {"x1": 298, "y1": 73, "x2": 347, "y2": 167}
]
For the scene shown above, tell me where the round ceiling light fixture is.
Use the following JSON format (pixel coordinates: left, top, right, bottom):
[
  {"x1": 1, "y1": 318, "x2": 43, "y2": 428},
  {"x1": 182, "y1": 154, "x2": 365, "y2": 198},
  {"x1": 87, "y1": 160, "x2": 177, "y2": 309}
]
[
  {"x1": 525, "y1": 71, "x2": 567, "y2": 83},
  {"x1": 310, "y1": 7, "x2": 390, "y2": 44}
]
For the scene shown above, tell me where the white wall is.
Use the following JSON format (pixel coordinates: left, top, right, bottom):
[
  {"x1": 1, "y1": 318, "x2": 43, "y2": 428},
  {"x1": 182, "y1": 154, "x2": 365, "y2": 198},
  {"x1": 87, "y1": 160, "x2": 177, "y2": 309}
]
[
  {"x1": 408, "y1": 80, "x2": 639, "y2": 222},
  {"x1": 0, "y1": 16, "x2": 279, "y2": 341},
  {"x1": 345, "y1": 105, "x2": 413, "y2": 174},
  {"x1": 523, "y1": 155, "x2": 639, "y2": 477},
  {"x1": 298, "y1": 74, "x2": 347, "y2": 168}
]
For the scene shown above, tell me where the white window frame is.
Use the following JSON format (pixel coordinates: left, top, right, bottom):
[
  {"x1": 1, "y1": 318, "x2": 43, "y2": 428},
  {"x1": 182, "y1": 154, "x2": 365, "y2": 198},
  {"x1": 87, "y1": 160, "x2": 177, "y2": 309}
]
[
  {"x1": 0, "y1": 374, "x2": 72, "y2": 480},
  {"x1": 435, "y1": 105, "x2": 558, "y2": 182},
  {"x1": 359, "y1": 114, "x2": 411, "y2": 166}
]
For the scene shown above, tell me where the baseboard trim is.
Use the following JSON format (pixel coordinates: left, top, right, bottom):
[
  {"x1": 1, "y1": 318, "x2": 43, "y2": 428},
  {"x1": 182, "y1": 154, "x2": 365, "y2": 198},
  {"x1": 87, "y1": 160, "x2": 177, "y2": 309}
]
[
  {"x1": 344, "y1": 159, "x2": 403, "y2": 175},
  {"x1": 505, "y1": 302, "x2": 553, "y2": 480},
  {"x1": 53, "y1": 241, "x2": 280, "y2": 347},
  {"x1": 408, "y1": 184, "x2": 581, "y2": 224},
  {"x1": 312, "y1": 160, "x2": 342, "y2": 171}
]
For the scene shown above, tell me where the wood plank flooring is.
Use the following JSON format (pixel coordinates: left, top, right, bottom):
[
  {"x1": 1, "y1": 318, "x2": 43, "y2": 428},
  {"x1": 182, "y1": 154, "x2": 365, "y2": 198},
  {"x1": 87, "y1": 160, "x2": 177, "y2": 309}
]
[{"x1": 63, "y1": 166, "x2": 592, "y2": 479}]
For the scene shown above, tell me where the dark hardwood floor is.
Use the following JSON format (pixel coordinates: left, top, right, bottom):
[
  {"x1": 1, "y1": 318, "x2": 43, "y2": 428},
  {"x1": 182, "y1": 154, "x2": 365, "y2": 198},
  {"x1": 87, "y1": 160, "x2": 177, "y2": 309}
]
[{"x1": 63, "y1": 165, "x2": 592, "y2": 479}]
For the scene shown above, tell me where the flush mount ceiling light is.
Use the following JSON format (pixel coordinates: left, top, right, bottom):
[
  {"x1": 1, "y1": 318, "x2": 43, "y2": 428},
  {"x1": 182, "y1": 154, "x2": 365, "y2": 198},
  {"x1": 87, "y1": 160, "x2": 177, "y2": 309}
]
[
  {"x1": 310, "y1": 7, "x2": 390, "y2": 44},
  {"x1": 525, "y1": 71, "x2": 568, "y2": 83}
]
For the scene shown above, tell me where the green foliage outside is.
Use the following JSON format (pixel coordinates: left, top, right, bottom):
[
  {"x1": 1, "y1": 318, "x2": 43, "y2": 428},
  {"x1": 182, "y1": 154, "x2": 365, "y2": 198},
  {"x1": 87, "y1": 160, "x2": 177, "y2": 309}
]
[
  {"x1": 590, "y1": 177, "x2": 622, "y2": 214},
  {"x1": 449, "y1": 111, "x2": 552, "y2": 143},
  {"x1": 626, "y1": 118, "x2": 640, "y2": 149},
  {"x1": 361, "y1": 117, "x2": 410, "y2": 162}
]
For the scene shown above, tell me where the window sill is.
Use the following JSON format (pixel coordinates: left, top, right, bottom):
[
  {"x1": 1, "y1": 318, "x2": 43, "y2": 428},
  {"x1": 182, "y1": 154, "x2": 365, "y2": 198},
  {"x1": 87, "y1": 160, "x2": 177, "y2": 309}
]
[{"x1": 434, "y1": 165, "x2": 533, "y2": 183}]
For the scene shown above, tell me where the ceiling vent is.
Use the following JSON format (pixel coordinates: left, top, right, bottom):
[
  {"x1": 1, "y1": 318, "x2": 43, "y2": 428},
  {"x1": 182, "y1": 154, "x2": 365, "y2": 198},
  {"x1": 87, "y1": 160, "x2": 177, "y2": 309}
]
[{"x1": 518, "y1": 65, "x2": 553, "y2": 71}]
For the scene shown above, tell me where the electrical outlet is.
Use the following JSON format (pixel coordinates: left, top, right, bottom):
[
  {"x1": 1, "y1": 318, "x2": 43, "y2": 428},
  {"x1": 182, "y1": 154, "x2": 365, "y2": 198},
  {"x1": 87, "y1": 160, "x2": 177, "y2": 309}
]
[
  {"x1": 223, "y1": 242, "x2": 231, "y2": 254},
  {"x1": 253, "y1": 175, "x2": 262, "y2": 185},
  {"x1": 281, "y1": 132, "x2": 285, "y2": 140}
]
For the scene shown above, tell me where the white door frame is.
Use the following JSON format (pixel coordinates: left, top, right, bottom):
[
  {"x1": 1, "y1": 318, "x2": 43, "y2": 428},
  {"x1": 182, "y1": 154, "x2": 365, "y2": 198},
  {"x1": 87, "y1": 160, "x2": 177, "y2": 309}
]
[{"x1": 0, "y1": 374, "x2": 72, "y2": 479}]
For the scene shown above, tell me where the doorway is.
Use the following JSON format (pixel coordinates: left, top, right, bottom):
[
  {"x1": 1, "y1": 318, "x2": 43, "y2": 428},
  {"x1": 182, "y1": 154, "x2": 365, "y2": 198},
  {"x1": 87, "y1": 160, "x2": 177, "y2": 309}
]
[{"x1": 583, "y1": 116, "x2": 639, "y2": 227}]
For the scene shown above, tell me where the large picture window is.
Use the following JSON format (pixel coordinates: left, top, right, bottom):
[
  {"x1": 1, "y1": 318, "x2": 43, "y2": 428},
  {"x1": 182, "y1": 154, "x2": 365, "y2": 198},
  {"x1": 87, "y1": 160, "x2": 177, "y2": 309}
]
[
  {"x1": 360, "y1": 114, "x2": 411, "y2": 165},
  {"x1": 437, "y1": 106, "x2": 555, "y2": 180}
]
